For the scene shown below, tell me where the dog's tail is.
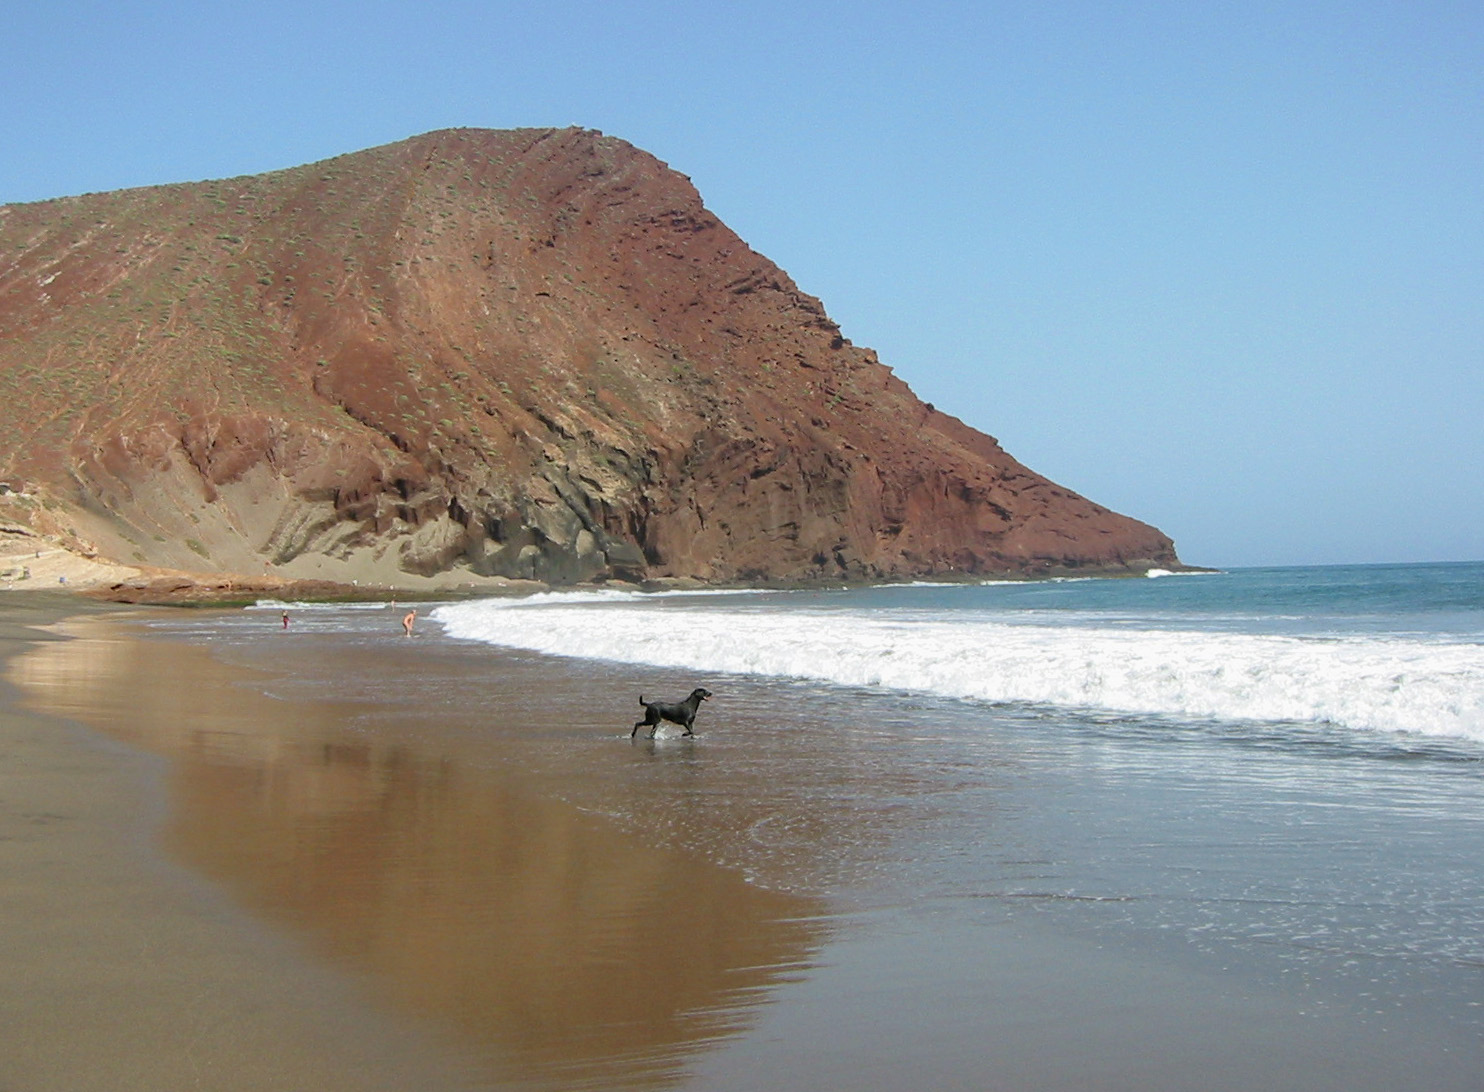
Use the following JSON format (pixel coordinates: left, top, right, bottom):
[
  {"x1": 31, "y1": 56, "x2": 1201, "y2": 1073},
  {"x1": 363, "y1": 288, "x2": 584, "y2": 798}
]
[{"x1": 638, "y1": 695, "x2": 645, "y2": 706}]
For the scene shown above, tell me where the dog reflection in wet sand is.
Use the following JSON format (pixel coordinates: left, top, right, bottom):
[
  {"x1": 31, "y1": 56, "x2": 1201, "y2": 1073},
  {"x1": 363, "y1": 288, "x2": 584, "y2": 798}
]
[{"x1": 632, "y1": 688, "x2": 713, "y2": 739}]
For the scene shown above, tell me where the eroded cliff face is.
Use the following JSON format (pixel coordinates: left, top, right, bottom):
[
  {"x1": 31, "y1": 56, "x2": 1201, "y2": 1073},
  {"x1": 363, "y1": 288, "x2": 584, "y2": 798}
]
[{"x1": 0, "y1": 128, "x2": 1179, "y2": 585}]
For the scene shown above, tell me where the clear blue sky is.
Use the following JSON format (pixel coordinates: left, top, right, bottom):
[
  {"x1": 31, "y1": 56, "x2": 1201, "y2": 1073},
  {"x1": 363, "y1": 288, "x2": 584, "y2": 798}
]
[{"x1": 3, "y1": 1, "x2": 1480, "y2": 567}]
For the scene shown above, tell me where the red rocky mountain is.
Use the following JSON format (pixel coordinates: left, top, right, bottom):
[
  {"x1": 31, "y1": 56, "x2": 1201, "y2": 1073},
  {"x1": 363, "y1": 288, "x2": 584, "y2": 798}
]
[{"x1": 0, "y1": 128, "x2": 1180, "y2": 587}]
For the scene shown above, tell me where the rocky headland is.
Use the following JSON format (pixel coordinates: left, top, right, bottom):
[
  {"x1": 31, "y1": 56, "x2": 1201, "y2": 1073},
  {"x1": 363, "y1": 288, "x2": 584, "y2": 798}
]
[{"x1": 0, "y1": 127, "x2": 1181, "y2": 598}]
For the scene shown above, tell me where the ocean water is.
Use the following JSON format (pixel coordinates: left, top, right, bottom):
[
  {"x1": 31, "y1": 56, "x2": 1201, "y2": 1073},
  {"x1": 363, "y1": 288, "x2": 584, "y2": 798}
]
[
  {"x1": 427, "y1": 563, "x2": 1484, "y2": 1040},
  {"x1": 143, "y1": 561, "x2": 1484, "y2": 1087},
  {"x1": 431, "y1": 562, "x2": 1484, "y2": 745}
]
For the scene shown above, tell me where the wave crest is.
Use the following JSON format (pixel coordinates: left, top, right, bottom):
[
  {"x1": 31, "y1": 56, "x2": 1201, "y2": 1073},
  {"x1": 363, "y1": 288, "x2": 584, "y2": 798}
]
[{"x1": 430, "y1": 598, "x2": 1484, "y2": 743}]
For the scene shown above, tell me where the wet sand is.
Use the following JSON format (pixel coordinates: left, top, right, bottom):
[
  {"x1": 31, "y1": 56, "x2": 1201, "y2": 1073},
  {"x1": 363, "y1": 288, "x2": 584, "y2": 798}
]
[
  {"x1": 0, "y1": 598, "x2": 487, "y2": 1091},
  {"x1": 2, "y1": 603, "x2": 833, "y2": 1091},
  {"x1": 5, "y1": 601, "x2": 1481, "y2": 1091}
]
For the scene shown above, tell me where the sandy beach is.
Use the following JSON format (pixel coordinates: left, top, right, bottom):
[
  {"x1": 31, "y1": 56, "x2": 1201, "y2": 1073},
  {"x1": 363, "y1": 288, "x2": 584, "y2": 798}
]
[
  {"x1": 0, "y1": 597, "x2": 488, "y2": 1091},
  {"x1": 2, "y1": 601, "x2": 838, "y2": 1091},
  {"x1": 5, "y1": 595, "x2": 1481, "y2": 1091}
]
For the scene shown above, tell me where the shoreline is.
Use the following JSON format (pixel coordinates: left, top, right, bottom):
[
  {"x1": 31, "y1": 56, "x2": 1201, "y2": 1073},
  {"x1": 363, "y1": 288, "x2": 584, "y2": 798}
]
[
  {"x1": 3, "y1": 549, "x2": 1214, "y2": 609},
  {"x1": 8, "y1": 593, "x2": 1477, "y2": 1091},
  {"x1": 2, "y1": 603, "x2": 846, "y2": 1091},
  {"x1": 0, "y1": 599, "x2": 485, "y2": 1091}
]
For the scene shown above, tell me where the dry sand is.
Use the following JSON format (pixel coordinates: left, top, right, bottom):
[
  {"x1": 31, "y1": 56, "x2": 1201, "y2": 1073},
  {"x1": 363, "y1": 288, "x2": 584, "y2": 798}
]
[
  {"x1": 0, "y1": 542, "x2": 140, "y2": 591},
  {"x1": 1, "y1": 513, "x2": 554, "y2": 604}
]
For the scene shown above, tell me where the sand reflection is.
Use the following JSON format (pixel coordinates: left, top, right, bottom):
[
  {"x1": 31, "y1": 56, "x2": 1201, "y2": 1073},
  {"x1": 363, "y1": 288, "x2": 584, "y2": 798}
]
[{"x1": 13, "y1": 619, "x2": 829, "y2": 1090}]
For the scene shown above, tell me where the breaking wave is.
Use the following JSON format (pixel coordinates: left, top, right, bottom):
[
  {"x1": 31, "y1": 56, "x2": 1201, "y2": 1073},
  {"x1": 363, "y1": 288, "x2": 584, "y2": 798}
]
[{"x1": 431, "y1": 595, "x2": 1484, "y2": 744}]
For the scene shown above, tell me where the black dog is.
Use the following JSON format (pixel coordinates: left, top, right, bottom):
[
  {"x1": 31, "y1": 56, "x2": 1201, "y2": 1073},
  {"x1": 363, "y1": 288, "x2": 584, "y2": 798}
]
[{"x1": 632, "y1": 688, "x2": 712, "y2": 739}]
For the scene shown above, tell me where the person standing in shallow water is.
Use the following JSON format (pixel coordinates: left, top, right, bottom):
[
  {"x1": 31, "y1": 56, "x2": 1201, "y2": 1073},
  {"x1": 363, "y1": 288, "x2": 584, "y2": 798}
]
[{"x1": 402, "y1": 609, "x2": 416, "y2": 637}]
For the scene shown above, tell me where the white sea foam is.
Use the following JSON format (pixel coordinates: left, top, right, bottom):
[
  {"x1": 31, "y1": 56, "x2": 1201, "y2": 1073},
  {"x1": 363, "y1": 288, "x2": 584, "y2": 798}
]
[
  {"x1": 249, "y1": 599, "x2": 395, "y2": 611},
  {"x1": 431, "y1": 598, "x2": 1484, "y2": 743},
  {"x1": 466, "y1": 586, "x2": 767, "y2": 609}
]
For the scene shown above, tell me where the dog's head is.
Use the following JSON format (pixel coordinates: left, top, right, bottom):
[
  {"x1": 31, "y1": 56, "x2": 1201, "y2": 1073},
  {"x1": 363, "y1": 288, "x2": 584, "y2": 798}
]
[{"x1": 691, "y1": 687, "x2": 713, "y2": 702}]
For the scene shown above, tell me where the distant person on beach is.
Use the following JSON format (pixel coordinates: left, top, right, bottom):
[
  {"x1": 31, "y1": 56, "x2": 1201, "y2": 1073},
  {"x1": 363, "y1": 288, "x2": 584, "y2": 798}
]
[
  {"x1": 281, "y1": 611, "x2": 290, "y2": 629},
  {"x1": 403, "y1": 609, "x2": 417, "y2": 637}
]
